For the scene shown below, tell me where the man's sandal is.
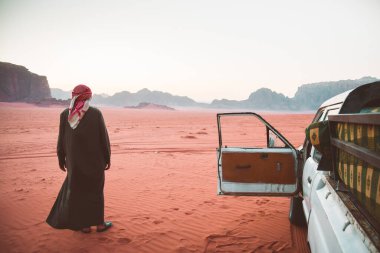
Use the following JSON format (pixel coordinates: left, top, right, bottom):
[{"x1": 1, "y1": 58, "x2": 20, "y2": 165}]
[{"x1": 96, "y1": 221, "x2": 112, "y2": 232}]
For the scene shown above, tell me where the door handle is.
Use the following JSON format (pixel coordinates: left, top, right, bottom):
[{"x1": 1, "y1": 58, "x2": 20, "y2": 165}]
[
  {"x1": 236, "y1": 164, "x2": 251, "y2": 169},
  {"x1": 307, "y1": 176, "x2": 312, "y2": 184}
]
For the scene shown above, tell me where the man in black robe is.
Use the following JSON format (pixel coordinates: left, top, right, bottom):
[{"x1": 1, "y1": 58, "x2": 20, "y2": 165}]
[{"x1": 46, "y1": 84, "x2": 112, "y2": 233}]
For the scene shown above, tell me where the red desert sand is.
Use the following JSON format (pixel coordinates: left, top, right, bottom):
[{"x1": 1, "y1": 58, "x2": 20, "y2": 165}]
[{"x1": 0, "y1": 103, "x2": 313, "y2": 253}]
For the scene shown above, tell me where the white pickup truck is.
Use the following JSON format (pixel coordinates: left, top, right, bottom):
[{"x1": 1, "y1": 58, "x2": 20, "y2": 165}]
[{"x1": 216, "y1": 82, "x2": 380, "y2": 252}]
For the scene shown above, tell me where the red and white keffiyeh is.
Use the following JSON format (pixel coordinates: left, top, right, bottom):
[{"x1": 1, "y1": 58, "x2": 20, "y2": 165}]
[{"x1": 68, "y1": 84, "x2": 92, "y2": 129}]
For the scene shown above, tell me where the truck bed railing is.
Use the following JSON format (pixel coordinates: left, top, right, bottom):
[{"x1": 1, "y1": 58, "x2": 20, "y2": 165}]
[
  {"x1": 329, "y1": 113, "x2": 380, "y2": 170},
  {"x1": 328, "y1": 113, "x2": 380, "y2": 251}
]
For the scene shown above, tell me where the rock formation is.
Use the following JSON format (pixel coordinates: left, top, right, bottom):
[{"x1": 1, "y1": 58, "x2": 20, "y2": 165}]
[
  {"x1": 125, "y1": 102, "x2": 175, "y2": 110},
  {"x1": 0, "y1": 62, "x2": 51, "y2": 102}
]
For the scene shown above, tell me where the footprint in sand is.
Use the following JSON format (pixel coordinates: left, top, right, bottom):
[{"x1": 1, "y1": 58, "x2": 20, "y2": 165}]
[
  {"x1": 201, "y1": 200, "x2": 215, "y2": 206},
  {"x1": 118, "y1": 237, "x2": 131, "y2": 244},
  {"x1": 238, "y1": 213, "x2": 256, "y2": 224},
  {"x1": 184, "y1": 211, "x2": 193, "y2": 215},
  {"x1": 181, "y1": 135, "x2": 197, "y2": 139},
  {"x1": 255, "y1": 241, "x2": 289, "y2": 252},
  {"x1": 219, "y1": 204, "x2": 229, "y2": 209},
  {"x1": 162, "y1": 207, "x2": 180, "y2": 212},
  {"x1": 204, "y1": 233, "x2": 259, "y2": 253},
  {"x1": 98, "y1": 237, "x2": 113, "y2": 242},
  {"x1": 258, "y1": 210, "x2": 268, "y2": 216},
  {"x1": 153, "y1": 220, "x2": 163, "y2": 225},
  {"x1": 176, "y1": 246, "x2": 199, "y2": 253},
  {"x1": 241, "y1": 212, "x2": 255, "y2": 218},
  {"x1": 256, "y1": 198, "x2": 270, "y2": 205},
  {"x1": 131, "y1": 216, "x2": 150, "y2": 221}
]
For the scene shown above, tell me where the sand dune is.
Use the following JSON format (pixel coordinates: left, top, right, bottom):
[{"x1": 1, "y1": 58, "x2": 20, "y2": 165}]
[{"x1": 0, "y1": 104, "x2": 312, "y2": 252}]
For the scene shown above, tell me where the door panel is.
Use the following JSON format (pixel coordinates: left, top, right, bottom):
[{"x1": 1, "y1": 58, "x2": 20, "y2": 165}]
[
  {"x1": 218, "y1": 148, "x2": 298, "y2": 196},
  {"x1": 222, "y1": 151, "x2": 295, "y2": 184}
]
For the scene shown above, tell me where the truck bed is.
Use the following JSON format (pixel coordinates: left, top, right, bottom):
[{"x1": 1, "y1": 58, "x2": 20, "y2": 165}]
[{"x1": 326, "y1": 176, "x2": 379, "y2": 252}]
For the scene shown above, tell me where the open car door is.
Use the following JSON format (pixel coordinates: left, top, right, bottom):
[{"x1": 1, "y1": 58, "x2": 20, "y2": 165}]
[{"x1": 217, "y1": 112, "x2": 300, "y2": 196}]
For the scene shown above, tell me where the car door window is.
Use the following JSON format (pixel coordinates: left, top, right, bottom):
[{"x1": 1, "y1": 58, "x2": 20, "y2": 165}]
[
  {"x1": 219, "y1": 115, "x2": 288, "y2": 149},
  {"x1": 323, "y1": 108, "x2": 339, "y2": 120},
  {"x1": 219, "y1": 115, "x2": 270, "y2": 148},
  {"x1": 311, "y1": 107, "x2": 340, "y2": 163}
]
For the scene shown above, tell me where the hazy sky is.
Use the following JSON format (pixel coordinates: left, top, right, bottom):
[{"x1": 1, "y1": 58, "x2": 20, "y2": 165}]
[{"x1": 1, "y1": 0, "x2": 379, "y2": 102}]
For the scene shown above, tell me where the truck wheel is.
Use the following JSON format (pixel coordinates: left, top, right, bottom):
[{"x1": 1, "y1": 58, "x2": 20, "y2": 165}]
[{"x1": 289, "y1": 196, "x2": 306, "y2": 226}]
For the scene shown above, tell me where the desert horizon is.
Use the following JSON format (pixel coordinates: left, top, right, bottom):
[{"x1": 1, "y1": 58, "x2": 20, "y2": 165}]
[{"x1": 0, "y1": 102, "x2": 313, "y2": 252}]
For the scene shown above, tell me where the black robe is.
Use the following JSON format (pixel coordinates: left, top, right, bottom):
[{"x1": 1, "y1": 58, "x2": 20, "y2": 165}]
[{"x1": 46, "y1": 107, "x2": 111, "y2": 230}]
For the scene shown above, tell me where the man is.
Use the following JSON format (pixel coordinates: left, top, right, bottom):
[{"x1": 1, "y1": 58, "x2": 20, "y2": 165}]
[{"x1": 46, "y1": 84, "x2": 112, "y2": 233}]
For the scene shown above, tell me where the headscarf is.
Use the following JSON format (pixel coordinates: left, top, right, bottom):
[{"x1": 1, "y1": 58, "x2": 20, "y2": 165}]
[{"x1": 68, "y1": 84, "x2": 92, "y2": 129}]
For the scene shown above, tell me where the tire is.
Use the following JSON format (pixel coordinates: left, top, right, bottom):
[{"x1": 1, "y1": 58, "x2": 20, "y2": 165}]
[{"x1": 289, "y1": 196, "x2": 306, "y2": 226}]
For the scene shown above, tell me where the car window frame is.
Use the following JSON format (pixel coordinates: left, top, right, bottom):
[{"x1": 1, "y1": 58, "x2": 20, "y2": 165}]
[{"x1": 311, "y1": 106, "x2": 340, "y2": 163}]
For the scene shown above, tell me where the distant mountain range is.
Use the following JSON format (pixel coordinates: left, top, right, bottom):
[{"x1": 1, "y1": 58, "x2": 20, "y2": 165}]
[
  {"x1": 210, "y1": 76, "x2": 379, "y2": 110},
  {"x1": 51, "y1": 88, "x2": 205, "y2": 107},
  {"x1": 51, "y1": 76, "x2": 378, "y2": 110},
  {"x1": 1, "y1": 61, "x2": 377, "y2": 110}
]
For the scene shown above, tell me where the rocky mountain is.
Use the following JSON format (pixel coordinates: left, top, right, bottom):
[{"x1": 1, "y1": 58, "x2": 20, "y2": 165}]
[
  {"x1": 125, "y1": 102, "x2": 175, "y2": 110},
  {"x1": 210, "y1": 88, "x2": 293, "y2": 110},
  {"x1": 292, "y1": 76, "x2": 378, "y2": 110},
  {"x1": 0, "y1": 62, "x2": 51, "y2": 102},
  {"x1": 210, "y1": 77, "x2": 379, "y2": 110},
  {"x1": 246, "y1": 88, "x2": 292, "y2": 110},
  {"x1": 209, "y1": 98, "x2": 243, "y2": 108},
  {"x1": 50, "y1": 88, "x2": 71, "y2": 100},
  {"x1": 93, "y1": 88, "x2": 199, "y2": 107}
]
